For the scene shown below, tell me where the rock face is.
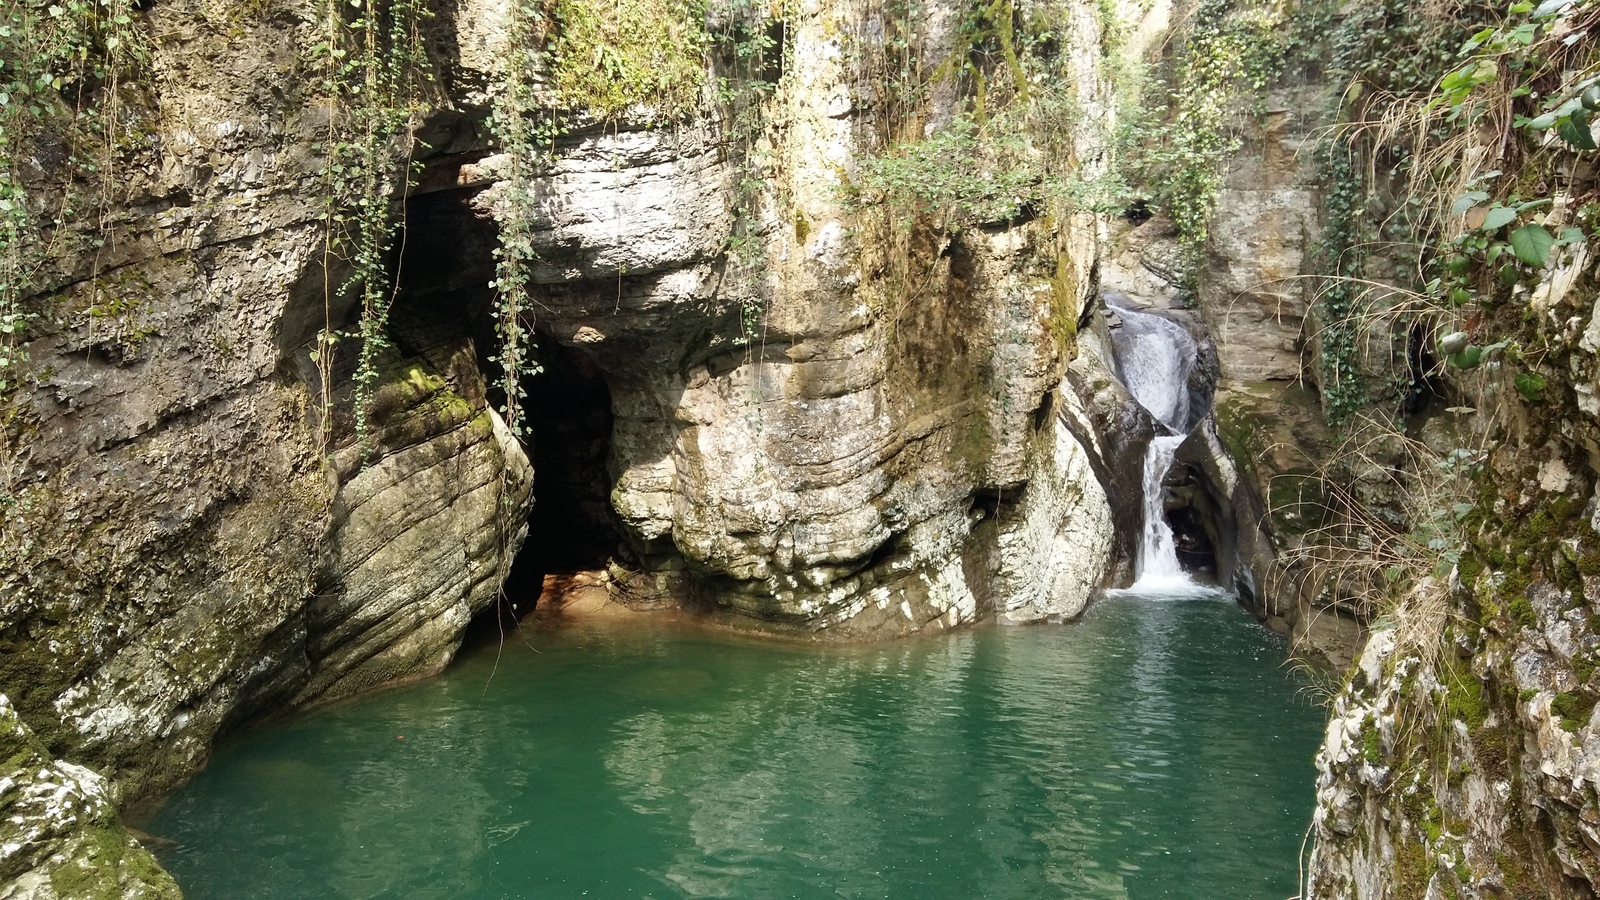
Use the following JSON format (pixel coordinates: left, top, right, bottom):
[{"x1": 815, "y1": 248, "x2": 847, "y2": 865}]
[
  {"x1": 1177, "y1": 63, "x2": 1389, "y2": 670},
  {"x1": 1, "y1": 3, "x2": 1130, "y2": 889},
  {"x1": 0, "y1": 0, "x2": 533, "y2": 831},
  {"x1": 469, "y1": 0, "x2": 1123, "y2": 636},
  {"x1": 0, "y1": 695, "x2": 178, "y2": 900},
  {"x1": 1201, "y1": 87, "x2": 1325, "y2": 383},
  {"x1": 1302, "y1": 271, "x2": 1600, "y2": 897}
]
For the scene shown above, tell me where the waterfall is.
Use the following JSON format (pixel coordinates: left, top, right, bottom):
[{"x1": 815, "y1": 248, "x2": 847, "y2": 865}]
[{"x1": 1110, "y1": 302, "x2": 1199, "y2": 589}]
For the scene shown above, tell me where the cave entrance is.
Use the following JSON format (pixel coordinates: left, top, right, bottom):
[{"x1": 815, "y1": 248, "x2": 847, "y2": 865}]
[
  {"x1": 499, "y1": 333, "x2": 622, "y2": 608},
  {"x1": 385, "y1": 186, "x2": 622, "y2": 635}
]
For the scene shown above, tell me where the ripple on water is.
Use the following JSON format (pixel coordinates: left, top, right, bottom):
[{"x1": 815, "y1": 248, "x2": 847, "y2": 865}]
[{"x1": 150, "y1": 593, "x2": 1324, "y2": 900}]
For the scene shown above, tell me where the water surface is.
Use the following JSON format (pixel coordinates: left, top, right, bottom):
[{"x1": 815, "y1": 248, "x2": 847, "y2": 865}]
[{"x1": 151, "y1": 591, "x2": 1324, "y2": 899}]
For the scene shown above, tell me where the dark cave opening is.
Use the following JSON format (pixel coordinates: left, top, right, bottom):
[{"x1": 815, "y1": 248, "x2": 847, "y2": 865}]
[
  {"x1": 499, "y1": 333, "x2": 623, "y2": 607},
  {"x1": 386, "y1": 187, "x2": 623, "y2": 637}
]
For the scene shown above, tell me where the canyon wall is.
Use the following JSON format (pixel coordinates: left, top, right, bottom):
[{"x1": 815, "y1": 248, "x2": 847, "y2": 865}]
[{"x1": 1170, "y1": 1, "x2": 1600, "y2": 895}]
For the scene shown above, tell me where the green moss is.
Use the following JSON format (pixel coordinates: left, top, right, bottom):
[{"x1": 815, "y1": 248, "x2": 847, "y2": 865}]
[
  {"x1": 1363, "y1": 725, "x2": 1383, "y2": 764},
  {"x1": 1575, "y1": 656, "x2": 1595, "y2": 686},
  {"x1": 1212, "y1": 397, "x2": 1272, "y2": 464},
  {"x1": 1395, "y1": 834, "x2": 1432, "y2": 899},
  {"x1": 1552, "y1": 691, "x2": 1595, "y2": 732},
  {"x1": 1047, "y1": 253, "x2": 1079, "y2": 359},
  {"x1": 1421, "y1": 806, "x2": 1443, "y2": 843},
  {"x1": 1441, "y1": 655, "x2": 1489, "y2": 729},
  {"x1": 49, "y1": 825, "x2": 178, "y2": 900},
  {"x1": 1266, "y1": 470, "x2": 1330, "y2": 536},
  {"x1": 1555, "y1": 555, "x2": 1581, "y2": 590},
  {"x1": 547, "y1": 0, "x2": 710, "y2": 121},
  {"x1": 1507, "y1": 594, "x2": 1537, "y2": 629}
]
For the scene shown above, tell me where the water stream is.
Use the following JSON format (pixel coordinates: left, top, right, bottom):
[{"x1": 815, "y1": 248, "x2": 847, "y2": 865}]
[
  {"x1": 1110, "y1": 303, "x2": 1201, "y2": 590},
  {"x1": 149, "y1": 595, "x2": 1323, "y2": 899}
]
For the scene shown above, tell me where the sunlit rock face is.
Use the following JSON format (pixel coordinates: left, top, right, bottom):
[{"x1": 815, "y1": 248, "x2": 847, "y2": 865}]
[
  {"x1": 0, "y1": 0, "x2": 535, "y2": 810},
  {"x1": 0, "y1": 694, "x2": 179, "y2": 899},
  {"x1": 435, "y1": 0, "x2": 1124, "y2": 634}
]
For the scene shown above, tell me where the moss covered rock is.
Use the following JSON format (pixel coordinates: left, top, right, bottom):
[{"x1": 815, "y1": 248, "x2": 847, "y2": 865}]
[{"x1": 0, "y1": 695, "x2": 179, "y2": 899}]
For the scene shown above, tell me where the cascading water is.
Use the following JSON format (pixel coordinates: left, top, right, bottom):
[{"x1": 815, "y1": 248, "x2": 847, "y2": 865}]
[{"x1": 1109, "y1": 302, "x2": 1200, "y2": 589}]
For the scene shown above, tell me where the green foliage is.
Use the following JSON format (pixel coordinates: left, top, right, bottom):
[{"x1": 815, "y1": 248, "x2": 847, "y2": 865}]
[
  {"x1": 1304, "y1": 0, "x2": 1599, "y2": 426},
  {"x1": 711, "y1": 0, "x2": 790, "y2": 346},
  {"x1": 546, "y1": 0, "x2": 710, "y2": 121},
  {"x1": 1302, "y1": 0, "x2": 1470, "y2": 424},
  {"x1": 851, "y1": 114, "x2": 1052, "y2": 226},
  {"x1": 1308, "y1": 142, "x2": 1373, "y2": 423},
  {"x1": 846, "y1": 0, "x2": 1125, "y2": 232},
  {"x1": 484, "y1": 0, "x2": 550, "y2": 436},
  {"x1": 1121, "y1": 0, "x2": 1291, "y2": 274},
  {"x1": 1328, "y1": 0, "x2": 1459, "y2": 99},
  {"x1": 310, "y1": 0, "x2": 435, "y2": 458},
  {"x1": 0, "y1": 0, "x2": 146, "y2": 374}
]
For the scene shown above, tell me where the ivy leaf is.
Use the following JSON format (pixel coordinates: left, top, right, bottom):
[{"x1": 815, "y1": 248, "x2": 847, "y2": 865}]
[
  {"x1": 1510, "y1": 224, "x2": 1556, "y2": 266},
  {"x1": 1448, "y1": 345, "x2": 1484, "y2": 369},
  {"x1": 1451, "y1": 190, "x2": 1490, "y2": 216},
  {"x1": 1460, "y1": 26, "x2": 1496, "y2": 54},
  {"x1": 1558, "y1": 109, "x2": 1598, "y2": 150},
  {"x1": 1481, "y1": 205, "x2": 1519, "y2": 231},
  {"x1": 1515, "y1": 372, "x2": 1547, "y2": 401},
  {"x1": 1534, "y1": 0, "x2": 1574, "y2": 16}
]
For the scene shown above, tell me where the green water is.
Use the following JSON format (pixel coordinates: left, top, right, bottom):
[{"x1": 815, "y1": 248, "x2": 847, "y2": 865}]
[{"x1": 149, "y1": 590, "x2": 1325, "y2": 899}]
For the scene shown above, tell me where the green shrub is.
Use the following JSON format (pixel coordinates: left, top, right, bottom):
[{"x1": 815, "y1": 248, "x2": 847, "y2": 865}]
[{"x1": 547, "y1": 0, "x2": 710, "y2": 120}]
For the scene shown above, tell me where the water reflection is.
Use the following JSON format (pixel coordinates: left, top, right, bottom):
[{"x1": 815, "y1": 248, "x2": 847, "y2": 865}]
[{"x1": 152, "y1": 594, "x2": 1323, "y2": 900}]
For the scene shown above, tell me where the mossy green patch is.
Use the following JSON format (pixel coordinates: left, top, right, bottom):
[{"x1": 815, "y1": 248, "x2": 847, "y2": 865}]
[
  {"x1": 1441, "y1": 654, "x2": 1489, "y2": 729},
  {"x1": 1552, "y1": 691, "x2": 1595, "y2": 732},
  {"x1": 1047, "y1": 253, "x2": 1079, "y2": 360},
  {"x1": 49, "y1": 825, "x2": 179, "y2": 900},
  {"x1": 547, "y1": 0, "x2": 710, "y2": 121},
  {"x1": 1394, "y1": 833, "x2": 1433, "y2": 899},
  {"x1": 1507, "y1": 594, "x2": 1537, "y2": 629}
]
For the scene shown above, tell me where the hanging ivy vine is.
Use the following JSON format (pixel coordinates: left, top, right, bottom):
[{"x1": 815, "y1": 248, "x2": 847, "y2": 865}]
[
  {"x1": 484, "y1": 0, "x2": 549, "y2": 439},
  {"x1": 0, "y1": 0, "x2": 146, "y2": 492},
  {"x1": 1121, "y1": 0, "x2": 1291, "y2": 280},
  {"x1": 310, "y1": 0, "x2": 433, "y2": 458}
]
